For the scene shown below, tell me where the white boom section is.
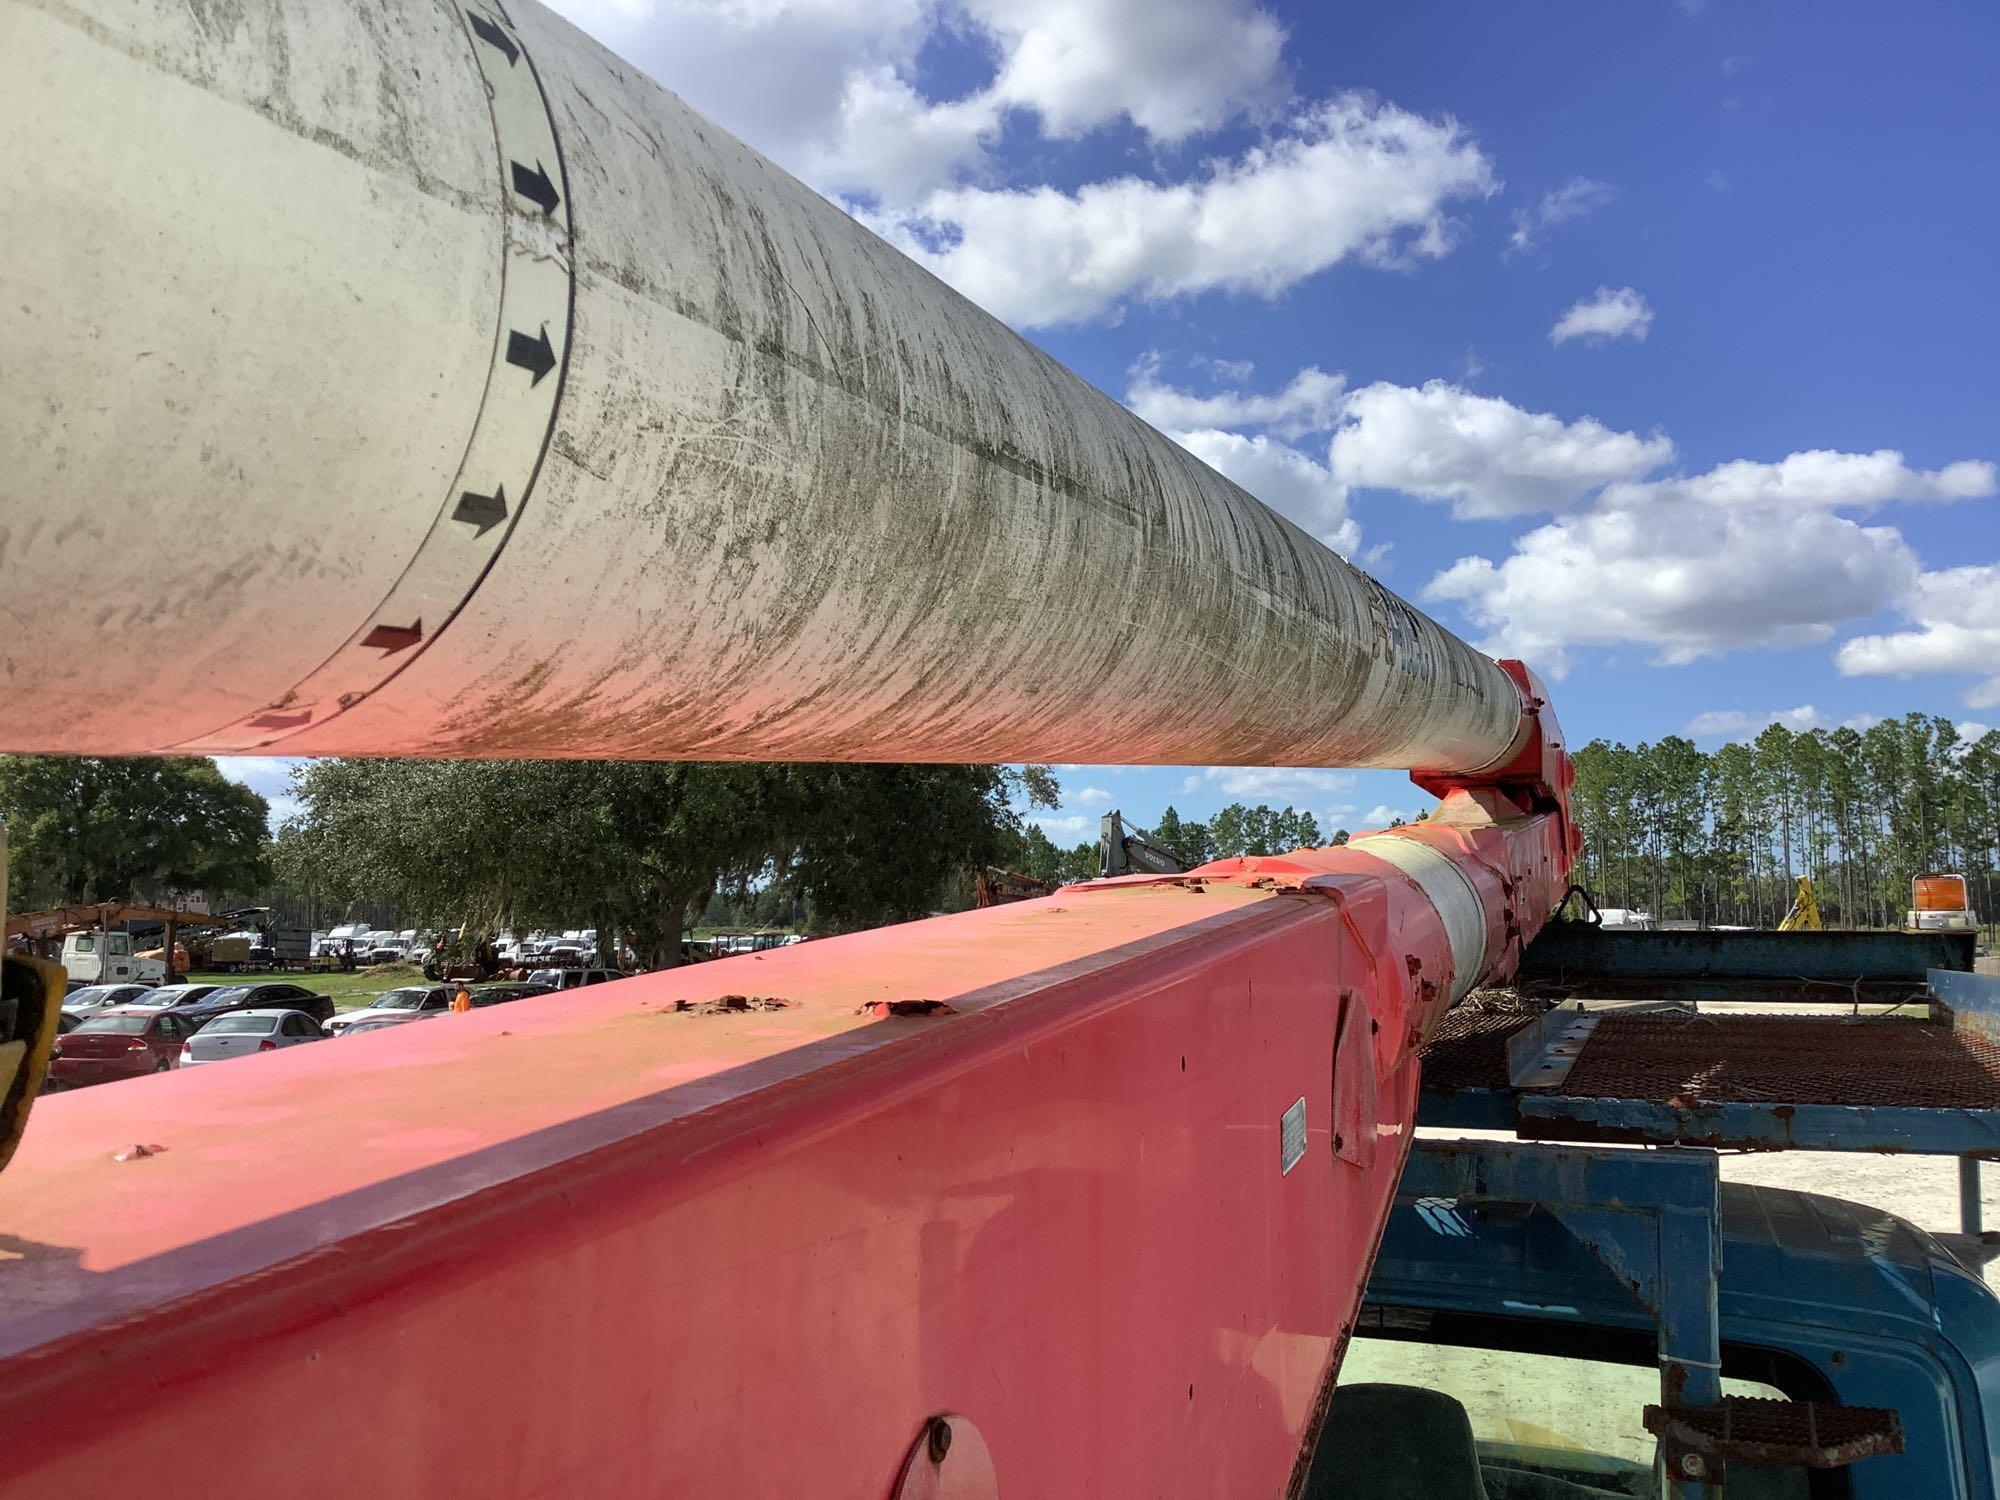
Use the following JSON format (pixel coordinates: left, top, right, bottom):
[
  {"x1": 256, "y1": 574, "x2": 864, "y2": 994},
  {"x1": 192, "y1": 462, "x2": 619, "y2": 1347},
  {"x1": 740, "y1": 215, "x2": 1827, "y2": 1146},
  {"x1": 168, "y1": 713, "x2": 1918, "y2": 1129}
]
[{"x1": 0, "y1": 0, "x2": 1526, "y2": 775}]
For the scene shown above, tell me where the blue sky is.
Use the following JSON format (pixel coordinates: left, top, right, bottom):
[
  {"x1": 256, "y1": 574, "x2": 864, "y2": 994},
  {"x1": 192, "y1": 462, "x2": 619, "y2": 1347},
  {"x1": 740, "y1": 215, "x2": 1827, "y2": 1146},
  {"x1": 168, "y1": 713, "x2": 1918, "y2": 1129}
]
[{"x1": 225, "y1": 1, "x2": 2000, "y2": 847}]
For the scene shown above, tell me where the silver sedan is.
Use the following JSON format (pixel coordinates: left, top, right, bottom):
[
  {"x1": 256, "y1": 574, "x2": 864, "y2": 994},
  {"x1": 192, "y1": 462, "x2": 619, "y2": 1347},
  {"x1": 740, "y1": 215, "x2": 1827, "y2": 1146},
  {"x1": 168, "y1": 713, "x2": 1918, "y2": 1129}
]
[{"x1": 179, "y1": 1009, "x2": 327, "y2": 1067}]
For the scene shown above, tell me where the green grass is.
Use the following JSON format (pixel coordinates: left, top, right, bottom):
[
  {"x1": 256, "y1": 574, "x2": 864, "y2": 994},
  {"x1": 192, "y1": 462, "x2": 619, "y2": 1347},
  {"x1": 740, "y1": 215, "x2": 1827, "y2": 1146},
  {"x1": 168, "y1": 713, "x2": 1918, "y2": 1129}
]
[{"x1": 185, "y1": 968, "x2": 418, "y2": 1011}]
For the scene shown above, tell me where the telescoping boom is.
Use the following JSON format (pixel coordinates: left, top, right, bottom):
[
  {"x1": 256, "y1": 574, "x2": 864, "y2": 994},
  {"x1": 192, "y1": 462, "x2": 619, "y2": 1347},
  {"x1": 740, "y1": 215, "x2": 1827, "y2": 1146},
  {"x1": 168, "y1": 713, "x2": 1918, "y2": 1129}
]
[{"x1": 0, "y1": 1, "x2": 1576, "y2": 1494}]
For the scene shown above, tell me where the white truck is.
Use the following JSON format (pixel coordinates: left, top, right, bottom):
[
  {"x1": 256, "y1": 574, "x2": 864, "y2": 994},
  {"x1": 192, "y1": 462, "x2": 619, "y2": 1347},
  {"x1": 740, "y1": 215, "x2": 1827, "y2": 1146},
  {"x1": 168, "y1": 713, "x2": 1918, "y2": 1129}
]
[{"x1": 59, "y1": 929, "x2": 166, "y2": 987}]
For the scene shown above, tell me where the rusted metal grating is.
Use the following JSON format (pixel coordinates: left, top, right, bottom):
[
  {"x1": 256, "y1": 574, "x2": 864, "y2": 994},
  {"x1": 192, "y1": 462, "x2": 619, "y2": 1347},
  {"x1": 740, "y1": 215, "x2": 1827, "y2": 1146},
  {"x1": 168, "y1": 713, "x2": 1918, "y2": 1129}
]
[
  {"x1": 1644, "y1": 1396, "x2": 1903, "y2": 1468},
  {"x1": 1422, "y1": 1004, "x2": 1543, "y2": 1092},
  {"x1": 1423, "y1": 1008, "x2": 2000, "y2": 1109},
  {"x1": 1564, "y1": 1014, "x2": 2000, "y2": 1109}
]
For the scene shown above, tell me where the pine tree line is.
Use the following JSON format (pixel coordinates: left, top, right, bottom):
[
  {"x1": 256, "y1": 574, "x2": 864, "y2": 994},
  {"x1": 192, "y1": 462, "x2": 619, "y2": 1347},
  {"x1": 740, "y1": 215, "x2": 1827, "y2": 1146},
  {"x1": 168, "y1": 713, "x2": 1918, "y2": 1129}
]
[
  {"x1": 1573, "y1": 714, "x2": 2000, "y2": 930},
  {"x1": 1007, "y1": 802, "x2": 1347, "y2": 886}
]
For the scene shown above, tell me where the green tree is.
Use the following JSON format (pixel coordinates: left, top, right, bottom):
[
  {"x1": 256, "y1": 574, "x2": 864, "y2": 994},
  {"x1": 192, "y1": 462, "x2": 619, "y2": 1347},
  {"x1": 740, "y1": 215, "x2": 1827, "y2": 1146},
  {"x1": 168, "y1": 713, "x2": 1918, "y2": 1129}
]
[
  {"x1": 277, "y1": 758, "x2": 1052, "y2": 967},
  {"x1": 1150, "y1": 805, "x2": 1216, "y2": 867},
  {"x1": 1055, "y1": 841, "x2": 1100, "y2": 884},
  {"x1": 1568, "y1": 718, "x2": 2000, "y2": 933},
  {"x1": 0, "y1": 755, "x2": 269, "y2": 909}
]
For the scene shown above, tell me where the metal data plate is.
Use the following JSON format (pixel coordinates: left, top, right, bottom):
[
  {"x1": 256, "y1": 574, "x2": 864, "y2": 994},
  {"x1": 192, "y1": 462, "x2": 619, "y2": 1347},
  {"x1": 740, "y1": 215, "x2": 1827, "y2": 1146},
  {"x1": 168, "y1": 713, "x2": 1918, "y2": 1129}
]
[{"x1": 1281, "y1": 1097, "x2": 1308, "y2": 1174}]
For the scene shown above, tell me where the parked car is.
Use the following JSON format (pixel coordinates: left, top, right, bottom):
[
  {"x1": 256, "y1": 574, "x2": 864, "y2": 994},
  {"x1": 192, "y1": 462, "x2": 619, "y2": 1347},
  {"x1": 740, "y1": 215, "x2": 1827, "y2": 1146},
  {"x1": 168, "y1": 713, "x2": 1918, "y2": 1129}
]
[
  {"x1": 125, "y1": 983, "x2": 221, "y2": 1011},
  {"x1": 338, "y1": 1011, "x2": 428, "y2": 1038},
  {"x1": 179, "y1": 1009, "x2": 327, "y2": 1066},
  {"x1": 45, "y1": 1008, "x2": 201, "y2": 1088},
  {"x1": 328, "y1": 980, "x2": 550, "y2": 1037},
  {"x1": 325, "y1": 985, "x2": 453, "y2": 1036},
  {"x1": 467, "y1": 981, "x2": 553, "y2": 1007},
  {"x1": 178, "y1": 982, "x2": 335, "y2": 1026},
  {"x1": 60, "y1": 983, "x2": 153, "y2": 1022},
  {"x1": 524, "y1": 968, "x2": 626, "y2": 990}
]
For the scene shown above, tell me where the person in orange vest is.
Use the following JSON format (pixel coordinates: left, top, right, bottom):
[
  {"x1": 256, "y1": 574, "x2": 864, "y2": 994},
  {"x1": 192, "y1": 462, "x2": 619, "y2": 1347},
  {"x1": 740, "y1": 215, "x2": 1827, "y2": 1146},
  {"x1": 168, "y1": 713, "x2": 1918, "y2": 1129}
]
[{"x1": 450, "y1": 984, "x2": 473, "y2": 1014}]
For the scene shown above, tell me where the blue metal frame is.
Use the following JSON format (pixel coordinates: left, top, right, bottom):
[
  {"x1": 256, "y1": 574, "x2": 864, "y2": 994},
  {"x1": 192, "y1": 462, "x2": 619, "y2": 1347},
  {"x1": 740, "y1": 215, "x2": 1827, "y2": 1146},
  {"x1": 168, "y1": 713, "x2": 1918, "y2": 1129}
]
[
  {"x1": 1416, "y1": 1078, "x2": 2000, "y2": 1154},
  {"x1": 1395, "y1": 1139, "x2": 1725, "y2": 1498},
  {"x1": 1935, "y1": 967, "x2": 2000, "y2": 1040},
  {"x1": 1416, "y1": 969, "x2": 2000, "y2": 1231},
  {"x1": 1517, "y1": 927, "x2": 1977, "y2": 1002}
]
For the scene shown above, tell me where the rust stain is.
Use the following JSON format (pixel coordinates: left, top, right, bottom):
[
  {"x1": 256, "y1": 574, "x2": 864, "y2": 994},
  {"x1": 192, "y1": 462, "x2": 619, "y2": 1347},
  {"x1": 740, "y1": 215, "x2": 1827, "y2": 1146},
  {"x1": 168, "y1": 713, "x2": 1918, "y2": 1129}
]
[
  {"x1": 860, "y1": 1000, "x2": 957, "y2": 1019},
  {"x1": 661, "y1": 995, "x2": 794, "y2": 1016}
]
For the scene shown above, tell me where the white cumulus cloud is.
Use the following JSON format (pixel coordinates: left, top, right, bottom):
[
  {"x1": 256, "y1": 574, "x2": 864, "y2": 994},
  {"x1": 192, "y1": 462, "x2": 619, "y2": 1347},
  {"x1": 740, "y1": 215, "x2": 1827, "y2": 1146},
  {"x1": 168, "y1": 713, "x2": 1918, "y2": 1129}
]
[
  {"x1": 1178, "y1": 767, "x2": 1358, "y2": 800},
  {"x1": 1361, "y1": 803, "x2": 1417, "y2": 826},
  {"x1": 1029, "y1": 812, "x2": 1094, "y2": 839},
  {"x1": 1835, "y1": 563, "x2": 2000, "y2": 708},
  {"x1": 1550, "y1": 286, "x2": 1654, "y2": 345},
  {"x1": 1683, "y1": 706, "x2": 1826, "y2": 740},
  {"x1": 1127, "y1": 366, "x2": 1673, "y2": 541},
  {"x1": 1329, "y1": 380, "x2": 1673, "y2": 519},
  {"x1": 865, "y1": 95, "x2": 1496, "y2": 325},
  {"x1": 1603, "y1": 450, "x2": 1995, "y2": 513},
  {"x1": 967, "y1": 0, "x2": 1287, "y2": 143},
  {"x1": 1507, "y1": 177, "x2": 1615, "y2": 256},
  {"x1": 546, "y1": 0, "x2": 1294, "y2": 204},
  {"x1": 1425, "y1": 450, "x2": 1994, "y2": 674},
  {"x1": 1127, "y1": 355, "x2": 1346, "y2": 439}
]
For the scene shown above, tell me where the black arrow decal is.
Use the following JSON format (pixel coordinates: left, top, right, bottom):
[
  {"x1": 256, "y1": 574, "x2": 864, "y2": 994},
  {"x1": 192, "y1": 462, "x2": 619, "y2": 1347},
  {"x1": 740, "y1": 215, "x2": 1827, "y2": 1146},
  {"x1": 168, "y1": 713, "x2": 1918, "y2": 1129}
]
[
  {"x1": 467, "y1": 12, "x2": 518, "y2": 66},
  {"x1": 361, "y1": 621, "x2": 424, "y2": 655},
  {"x1": 453, "y1": 485, "x2": 509, "y2": 537},
  {"x1": 511, "y1": 159, "x2": 560, "y2": 216},
  {"x1": 506, "y1": 325, "x2": 556, "y2": 385},
  {"x1": 249, "y1": 710, "x2": 312, "y2": 731}
]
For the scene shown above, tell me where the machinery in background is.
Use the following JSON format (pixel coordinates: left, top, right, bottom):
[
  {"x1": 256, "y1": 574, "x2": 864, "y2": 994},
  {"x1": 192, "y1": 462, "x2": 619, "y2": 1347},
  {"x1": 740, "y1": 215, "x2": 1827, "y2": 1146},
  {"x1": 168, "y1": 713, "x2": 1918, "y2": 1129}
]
[
  {"x1": 56, "y1": 929, "x2": 166, "y2": 987},
  {"x1": 203, "y1": 909, "x2": 314, "y2": 971},
  {"x1": 1910, "y1": 873, "x2": 1979, "y2": 932},
  {"x1": 1777, "y1": 874, "x2": 1823, "y2": 931},
  {"x1": 972, "y1": 868, "x2": 1059, "y2": 906},
  {"x1": 6, "y1": 903, "x2": 224, "y2": 988},
  {"x1": 1098, "y1": 809, "x2": 1191, "y2": 878}
]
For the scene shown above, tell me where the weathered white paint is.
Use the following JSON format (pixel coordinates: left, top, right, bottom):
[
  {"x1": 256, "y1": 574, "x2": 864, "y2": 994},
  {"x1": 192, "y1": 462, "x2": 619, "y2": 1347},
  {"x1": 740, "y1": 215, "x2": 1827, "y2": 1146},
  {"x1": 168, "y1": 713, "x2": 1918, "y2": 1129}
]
[
  {"x1": 0, "y1": 0, "x2": 1528, "y2": 774},
  {"x1": 1348, "y1": 833, "x2": 1492, "y2": 1002}
]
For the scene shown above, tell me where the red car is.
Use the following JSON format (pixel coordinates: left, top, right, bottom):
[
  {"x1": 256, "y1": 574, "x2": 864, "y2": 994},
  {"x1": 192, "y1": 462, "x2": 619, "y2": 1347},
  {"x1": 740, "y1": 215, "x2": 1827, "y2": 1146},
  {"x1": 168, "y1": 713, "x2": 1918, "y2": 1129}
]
[{"x1": 45, "y1": 1007, "x2": 202, "y2": 1089}]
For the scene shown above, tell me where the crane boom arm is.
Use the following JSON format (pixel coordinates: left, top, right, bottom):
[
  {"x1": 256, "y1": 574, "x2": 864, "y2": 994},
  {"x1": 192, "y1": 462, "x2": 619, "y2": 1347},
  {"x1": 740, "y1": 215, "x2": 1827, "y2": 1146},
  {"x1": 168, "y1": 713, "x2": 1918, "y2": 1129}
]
[
  {"x1": 0, "y1": 1, "x2": 1578, "y2": 1494},
  {"x1": 1, "y1": 0, "x2": 1529, "y2": 780}
]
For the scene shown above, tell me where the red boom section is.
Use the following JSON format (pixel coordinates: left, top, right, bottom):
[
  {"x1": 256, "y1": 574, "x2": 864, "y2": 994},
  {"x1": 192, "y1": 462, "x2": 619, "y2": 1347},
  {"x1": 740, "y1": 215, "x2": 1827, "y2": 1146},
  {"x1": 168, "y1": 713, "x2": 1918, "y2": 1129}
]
[{"x1": 0, "y1": 789, "x2": 1567, "y2": 1497}]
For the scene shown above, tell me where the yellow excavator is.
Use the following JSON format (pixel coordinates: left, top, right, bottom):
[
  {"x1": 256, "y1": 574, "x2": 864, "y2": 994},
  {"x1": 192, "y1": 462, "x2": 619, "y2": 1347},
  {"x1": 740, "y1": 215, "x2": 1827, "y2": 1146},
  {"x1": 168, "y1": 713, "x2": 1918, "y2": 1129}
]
[{"x1": 1778, "y1": 874, "x2": 1823, "y2": 931}]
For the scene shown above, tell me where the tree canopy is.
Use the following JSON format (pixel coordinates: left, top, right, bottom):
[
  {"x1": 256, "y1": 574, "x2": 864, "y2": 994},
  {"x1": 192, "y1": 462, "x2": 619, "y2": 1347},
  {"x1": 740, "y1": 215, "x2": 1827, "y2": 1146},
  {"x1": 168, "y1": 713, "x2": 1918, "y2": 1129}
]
[
  {"x1": 274, "y1": 758, "x2": 1054, "y2": 966},
  {"x1": 0, "y1": 755, "x2": 269, "y2": 909},
  {"x1": 1571, "y1": 714, "x2": 2000, "y2": 928}
]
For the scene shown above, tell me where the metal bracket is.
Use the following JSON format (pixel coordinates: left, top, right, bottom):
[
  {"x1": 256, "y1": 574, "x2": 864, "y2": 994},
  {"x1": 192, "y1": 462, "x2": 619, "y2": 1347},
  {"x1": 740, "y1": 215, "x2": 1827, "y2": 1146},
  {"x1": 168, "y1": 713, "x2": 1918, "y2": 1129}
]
[
  {"x1": 1645, "y1": 1395, "x2": 1904, "y2": 1487},
  {"x1": 1504, "y1": 1001, "x2": 1598, "y2": 1090}
]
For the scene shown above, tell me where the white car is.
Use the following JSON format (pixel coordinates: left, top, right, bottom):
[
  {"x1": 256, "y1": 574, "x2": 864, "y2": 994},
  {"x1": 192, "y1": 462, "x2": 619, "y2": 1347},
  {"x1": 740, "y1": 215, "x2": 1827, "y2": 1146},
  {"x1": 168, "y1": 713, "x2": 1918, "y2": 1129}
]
[
  {"x1": 60, "y1": 983, "x2": 154, "y2": 1019},
  {"x1": 324, "y1": 985, "x2": 453, "y2": 1035},
  {"x1": 525, "y1": 968, "x2": 627, "y2": 990},
  {"x1": 179, "y1": 1008, "x2": 327, "y2": 1066}
]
